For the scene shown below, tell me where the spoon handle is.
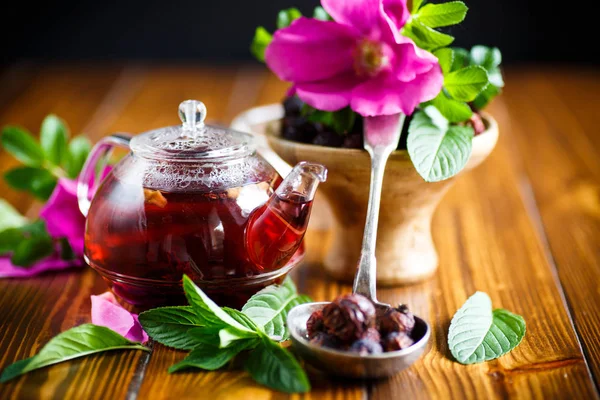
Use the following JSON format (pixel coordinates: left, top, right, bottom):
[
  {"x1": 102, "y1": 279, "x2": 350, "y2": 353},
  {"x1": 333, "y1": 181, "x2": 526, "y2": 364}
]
[{"x1": 353, "y1": 114, "x2": 406, "y2": 301}]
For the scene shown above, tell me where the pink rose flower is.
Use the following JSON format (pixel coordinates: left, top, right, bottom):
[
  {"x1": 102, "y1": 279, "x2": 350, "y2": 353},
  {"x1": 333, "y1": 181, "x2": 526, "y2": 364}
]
[
  {"x1": 39, "y1": 178, "x2": 86, "y2": 257},
  {"x1": 265, "y1": 0, "x2": 443, "y2": 116}
]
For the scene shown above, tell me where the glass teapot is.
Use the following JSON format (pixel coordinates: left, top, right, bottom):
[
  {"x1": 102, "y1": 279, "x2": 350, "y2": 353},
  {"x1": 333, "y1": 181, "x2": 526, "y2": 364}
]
[{"x1": 77, "y1": 100, "x2": 327, "y2": 308}]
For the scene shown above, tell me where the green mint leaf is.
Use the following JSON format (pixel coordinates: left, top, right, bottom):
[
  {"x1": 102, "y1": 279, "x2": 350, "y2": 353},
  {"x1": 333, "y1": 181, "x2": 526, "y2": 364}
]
[
  {"x1": 277, "y1": 8, "x2": 302, "y2": 29},
  {"x1": 444, "y1": 65, "x2": 489, "y2": 102},
  {"x1": 4, "y1": 166, "x2": 57, "y2": 200},
  {"x1": 168, "y1": 340, "x2": 256, "y2": 373},
  {"x1": 313, "y1": 6, "x2": 332, "y2": 21},
  {"x1": 187, "y1": 326, "x2": 224, "y2": 347},
  {"x1": 0, "y1": 199, "x2": 27, "y2": 232},
  {"x1": 412, "y1": 0, "x2": 425, "y2": 13},
  {"x1": 182, "y1": 275, "x2": 256, "y2": 335},
  {"x1": 401, "y1": 20, "x2": 454, "y2": 51},
  {"x1": 0, "y1": 228, "x2": 24, "y2": 254},
  {"x1": 407, "y1": 107, "x2": 474, "y2": 182},
  {"x1": 138, "y1": 306, "x2": 206, "y2": 350},
  {"x1": 1, "y1": 126, "x2": 45, "y2": 167},
  {"x1": 11, "y1": 235, "x2": 54, "y2": 267},
  {"x1": 450, "y1": 47, "x2": 470, "y2": 71},
  {"x1": 434, "y1": 48, "x2": 454, "y2": 75},
  {"x1": 331, "y1": 107, "x2": 356, "y2": 134},
  {"x1": 473, "y1": 84, "x2": 500, "y2": 109},
  {"x1": 244, "y1": 336, "x2": 310, "y2": 393},
  {"x1": 448, "y1": 292, "x2": 526, "y2": 364},
  {"x1": 65, "y1": 136, "x2": 92, "y2": 179},
  {"x1": 59, "y1": 238, "x2": 76, "y2": 261},
  {"x1": 242, "y1": 277, "x2": 312, "y2": 341},
  {"x1": 220, "y1": 308, "x2": 260, "y2": 347},
  {"x1": 431, "y1": 92, "x2": 473, "y2": 122},
  {"x1": 415, "y1": 1, "x2": 468, "y2": 28},
  {"x1": 250, "y1": 27, "x2": 273, "y2": 63},
  {"x1": 0, "y1": 324, "x2": 149, "y2": 383},
  {"x1": 40, "y1": 115, "x2": 69, "y2": 166},
  {"x1": 470, "y1": 45, "x2": 502, "y2": 71}
]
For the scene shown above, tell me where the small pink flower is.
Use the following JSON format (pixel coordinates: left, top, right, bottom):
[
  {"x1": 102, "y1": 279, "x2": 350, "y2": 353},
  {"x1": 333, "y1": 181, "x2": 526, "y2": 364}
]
[
  {"x1": 91, "y1": 292, "x2": 149, "y2": 343},
  {"x1": 39, "y1": 178, "x2": 86, "y2": 257},
  {"x1": 265, "y1": 0, "x2": 443, "y2": 116}
]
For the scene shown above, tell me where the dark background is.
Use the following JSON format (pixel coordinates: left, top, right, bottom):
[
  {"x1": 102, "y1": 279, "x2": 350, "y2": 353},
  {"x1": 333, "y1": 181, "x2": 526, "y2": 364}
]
[{"x1": 2, "y1": 0, "x2": 597, "y2": 65}]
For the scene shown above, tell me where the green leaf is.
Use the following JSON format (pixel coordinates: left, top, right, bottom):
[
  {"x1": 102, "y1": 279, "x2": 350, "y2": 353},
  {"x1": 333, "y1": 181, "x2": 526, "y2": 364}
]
[
  {"x1": 182, "y1": 275, "x2": 256, "y2": 335},
  {"x1": 303, "y1": 106, "x2": 356, "y2": 135},
  {"x1": 470, "y1": 45, "x2": 502, "y2": 71},
  {"x1": 416, "y1": 2, "x2": 468, "y2": 28},
  {"x1": 401, "y1": 20, "x2": 454, "y2": 51},
  {"x1": 40, "y1": 115, "x2": 69, "y2": 166},
  {"x1": 59, "y1": 237, "x2": 76, "y2": 261},
  {"x1": 412, "y1": 0, "x2": 425, "y2": 13},
  {"x1": 138, "y1": 306, "x2": 206, "y2": 350},
  {"x1": 65, "y1": 136, "x2": 92, "y2": 179},
  {"x1": 434, "y1": 48, "x2": 454, "y2": 75},
  {"x1": 4, "y1": 166, "x2": 57, "y2": 200},
  {"x1": 242, "y1": 277, "x2": 311, "y2": 341},
  {"x1": 244, "y1": 336, "x2": 310, "y2": 393},
  {"x1": 0, "y1": 199, "x2": 27, "y2": 232},
  {"x1": 431, "y1": 92, "x2": 472, "y2": 123},
  {"x1": 448, "y1": 292, "x2": 526, "y2": 364},
  {"x1": 187, "y1": 326, "x2": 223, "y2": 347},
  {"x1": 450, "y1": 47, "x2": 470, "y2": 71},
  {"x1": 168, "y1": 340, "x2": 255, "y2": 373},
  {"x1": 0, "y1": 228, "x2": 23, "y2": 254},
  {"x1": 250, "y1": 27, "x2": 273, "y2": 62},
  {"x1": 277, "y1": 8, "x2": 302, "y2": 29},
  {"x1": 11, "y1": 235, "x2": 54, "y2": 267},
  {"x1": 444, "y1": 66, "x2": 489, "y2": 102},
  {"x1": 1, "y1": 126, "x2": 45, "y2": 167},
  {"x1": 473, "y1": 84, "x2": 500, "y2": 109},
  {"x1": 407, "y1": 107, "x2": 474, "y2": 182},
  {"x1": 0, "y1": 324, "x2": 149, "y2": 383},
  {"x1": 313, "y1": 6, "x2": 332, "y2": 21}
]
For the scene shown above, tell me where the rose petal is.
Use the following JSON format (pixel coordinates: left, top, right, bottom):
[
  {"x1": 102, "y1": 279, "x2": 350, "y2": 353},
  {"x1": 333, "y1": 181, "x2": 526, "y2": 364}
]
[
  {"x1": 39, "y1": 178, "x2": 86, "y2": 257},
  {"x1": 295, "y1": 72, "x2": 364, "y2": 112},
  {"x1": 351, "y1": 64, "x2": 443, "y2": 116},
  {"x1": 0, "y1": 253, "x2": 83, "y2": 278},
  {"x1": 265, "y1": 17, "x2": 358, "y2": 83},
  {"x1": 380, "y1": 0, "x2": 410, "y2": 43},
  {"x1": 393, "y1": 36, "x2": 439, "y2": 82},
  {"x1": 91, "y1": 291, "x2": 149, "y2": 343}
]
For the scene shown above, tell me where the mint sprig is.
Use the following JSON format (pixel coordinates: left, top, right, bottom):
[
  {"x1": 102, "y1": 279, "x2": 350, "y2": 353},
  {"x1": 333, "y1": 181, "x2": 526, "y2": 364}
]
[
  {"x1": 402, "y1": 1, "x2": 467, "y2": 51},
  {"x1": 139, "y1": 275, "x2": 312, "y2": 393},
  {"x1": 448, "y1": 292, "x2": 526, "y2": 364}
]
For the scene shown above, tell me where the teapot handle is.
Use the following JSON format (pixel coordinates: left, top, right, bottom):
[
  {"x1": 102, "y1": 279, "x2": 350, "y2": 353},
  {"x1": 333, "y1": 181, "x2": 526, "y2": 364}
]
[{"x1": 77, "y1": 133, "x2": 132, "y2": 217}]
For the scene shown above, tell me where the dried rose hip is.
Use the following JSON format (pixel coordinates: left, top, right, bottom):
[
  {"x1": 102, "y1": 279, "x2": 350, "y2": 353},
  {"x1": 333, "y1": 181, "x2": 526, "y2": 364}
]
[
  {"x1": 309, "y1": 332, "x2": 340, "y2": 349},
  {"x1": 306, "y1": 309, "x2": 325, "y2": 339},
  {"x1": 362, "y1": 327, "x2": 381, "y2": 343},
  {"x1": 378, "y1": 304, "x2": 415, "y2": 335},
  {"x1": 382, "y1": 331, "x2": 414, "y2": 351},
  {"x1": 322, "y1": 294, "x2": 376, "y2": 343},
  {"x1": 349, "y1": 339, "x2": 383, "y2": 355}
]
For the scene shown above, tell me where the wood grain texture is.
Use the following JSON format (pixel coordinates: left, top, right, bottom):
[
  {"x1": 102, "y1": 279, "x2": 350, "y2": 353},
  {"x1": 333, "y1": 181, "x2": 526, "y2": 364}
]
[
  {"x1": 499, "y1": 68, "x2": 600, "y2": 384},
  {"x1": 0, "y1": 65, "x2": 598, "y2": 399}
]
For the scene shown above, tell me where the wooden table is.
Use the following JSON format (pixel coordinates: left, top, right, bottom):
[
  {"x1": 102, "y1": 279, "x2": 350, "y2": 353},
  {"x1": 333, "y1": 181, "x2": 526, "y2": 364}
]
[{"x1": 0, "y1": 64, "x2": 599, "y2": 399}]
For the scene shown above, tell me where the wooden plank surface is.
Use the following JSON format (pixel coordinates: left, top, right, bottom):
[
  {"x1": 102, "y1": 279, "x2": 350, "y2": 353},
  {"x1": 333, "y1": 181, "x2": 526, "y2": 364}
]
[{"x1": 0, "y1": 65, "x2": 599, "y2": 399}]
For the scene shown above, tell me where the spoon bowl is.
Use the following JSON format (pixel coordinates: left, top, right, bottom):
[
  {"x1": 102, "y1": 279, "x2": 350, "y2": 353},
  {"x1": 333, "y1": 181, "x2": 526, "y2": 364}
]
[{"x1": 287, "y1": 302, "x2": 431, "y2": 379}]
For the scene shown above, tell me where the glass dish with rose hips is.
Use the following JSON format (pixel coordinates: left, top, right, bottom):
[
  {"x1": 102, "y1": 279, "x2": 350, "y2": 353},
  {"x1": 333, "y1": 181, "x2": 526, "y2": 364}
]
[{"x1": 305, "y1": 294, "x2": 418, "y2": 355}]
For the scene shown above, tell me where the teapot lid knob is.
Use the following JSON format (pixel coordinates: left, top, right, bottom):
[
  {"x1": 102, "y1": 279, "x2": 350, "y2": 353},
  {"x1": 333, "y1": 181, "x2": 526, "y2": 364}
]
[{"x1": 178, "y1": 100, "x2": 207, "y2": 133}]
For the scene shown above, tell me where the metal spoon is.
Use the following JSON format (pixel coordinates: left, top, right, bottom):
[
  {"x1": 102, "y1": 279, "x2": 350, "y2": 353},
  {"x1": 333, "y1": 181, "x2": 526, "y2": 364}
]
[{"x1": 287, "y1": 114, "x2": 431, "y2": 378}]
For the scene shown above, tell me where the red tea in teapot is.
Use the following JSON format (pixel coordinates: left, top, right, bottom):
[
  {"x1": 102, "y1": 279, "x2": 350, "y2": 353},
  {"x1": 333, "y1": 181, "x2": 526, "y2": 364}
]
[{"x1": 85, "y1": 171, "x2": 312, "y2": 309}]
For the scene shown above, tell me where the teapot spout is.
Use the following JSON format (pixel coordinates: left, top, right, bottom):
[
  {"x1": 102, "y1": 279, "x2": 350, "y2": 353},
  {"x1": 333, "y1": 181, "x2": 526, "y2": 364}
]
[
  {"x1": 245, "y1": 162, "x2": 327, "y2": 272},
  {"x1": 275, "y1": 161, "x2": 327, "y2": 203}
]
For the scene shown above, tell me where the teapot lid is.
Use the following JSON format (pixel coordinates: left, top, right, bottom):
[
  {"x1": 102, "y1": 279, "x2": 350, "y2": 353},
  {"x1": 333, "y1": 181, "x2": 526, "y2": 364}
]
[{"x1": 130, "y1": 100, "x2": 254, "y2": 162}]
